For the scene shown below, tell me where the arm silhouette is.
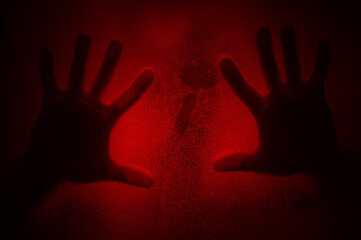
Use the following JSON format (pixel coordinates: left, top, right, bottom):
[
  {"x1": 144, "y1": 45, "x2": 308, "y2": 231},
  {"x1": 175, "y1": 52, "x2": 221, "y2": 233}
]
[
  {"x1": 214, "y1": 26, "x2": 361, "y2": 196},
  {"x1": 1, "y1": 35, "x2": 154, "y2": 230}
]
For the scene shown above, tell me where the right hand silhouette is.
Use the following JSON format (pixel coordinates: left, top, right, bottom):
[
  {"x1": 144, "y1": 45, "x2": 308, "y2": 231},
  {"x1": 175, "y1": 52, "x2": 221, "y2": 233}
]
[
  {"x1": 27, "y1": 35, "x2": 154, "y2": 187},
  {"x1": 214, "y1": 26, "x2": 340, "y2": 176}
]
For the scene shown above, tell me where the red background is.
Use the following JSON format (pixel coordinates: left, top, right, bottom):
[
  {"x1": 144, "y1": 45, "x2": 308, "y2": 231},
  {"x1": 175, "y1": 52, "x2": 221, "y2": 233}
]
[{"x1": 2, "y1": 0, "x2": 361, "y2": 239}]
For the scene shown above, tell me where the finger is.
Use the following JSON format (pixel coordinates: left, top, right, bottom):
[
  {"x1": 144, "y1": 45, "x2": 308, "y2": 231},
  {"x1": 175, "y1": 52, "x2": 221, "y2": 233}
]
[
  {"x1": 106, "y1": 163, "x2": 154, "y2": 188},
  {"x1": 280, "y1": 26, "x2": 301, "y2": 85},
  {"x1": 218, "y1": 56, "x2": 263, "y2": 118},
  {"x1": 256, "y1": 28, "x2": 281, "y2": 90},
  {"x1": 91, "y1": 40, "x2": 123, "y2": 98},
  {"x1": 111, "y1": 68, "x2": 154, "y2": 117},
  {"x1": 310, "y1": 41, "x2": 330, "y2": 87},
  {"x1": 213, "y1": 152, "x2": 256, "y2": 172},
  {"x1": 40, "y1": 48, "x2": 58, "y2": 95},
  {"x1": 69, "y1": 34, "x2": 91, "y2": 93}
]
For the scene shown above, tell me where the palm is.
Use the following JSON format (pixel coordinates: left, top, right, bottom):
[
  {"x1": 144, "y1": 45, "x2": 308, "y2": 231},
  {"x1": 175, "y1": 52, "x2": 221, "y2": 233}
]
[
  {"x1": 214, "y1": 26, "x2": 339, "y2": 176},
  {"x1": 33, "y1": 91, "x2": 113, "y2": 182},
  {"x1": 257, "y1": 82, "x2": 338, "y2": 175},
  {"x1": 29, "y1": 35, "x2": 154, "y2": 187}
]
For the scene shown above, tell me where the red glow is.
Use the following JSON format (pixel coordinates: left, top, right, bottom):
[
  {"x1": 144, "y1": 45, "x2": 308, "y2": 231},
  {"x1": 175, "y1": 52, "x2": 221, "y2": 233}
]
[{"x1": 3, "y1": 0, "x2": 360, "y2": 239}]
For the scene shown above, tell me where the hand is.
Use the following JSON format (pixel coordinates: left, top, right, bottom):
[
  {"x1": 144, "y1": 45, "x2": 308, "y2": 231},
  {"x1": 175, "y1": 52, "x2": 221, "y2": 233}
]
[
  {"x1": 214, "y1": 26, "x2": 339, "y2": 176},
  {"x1": 28, "y1": 35, "x2": 154, "y2": 187}
]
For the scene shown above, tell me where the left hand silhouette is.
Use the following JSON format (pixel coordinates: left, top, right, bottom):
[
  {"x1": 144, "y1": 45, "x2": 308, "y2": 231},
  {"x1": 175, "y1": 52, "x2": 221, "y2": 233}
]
[
  {"x1": 28, "y1": 35, "x2": 154, "y2": 187},
  {"x1": 1, "y1": 35, "x2": 154, "y2": 234}
]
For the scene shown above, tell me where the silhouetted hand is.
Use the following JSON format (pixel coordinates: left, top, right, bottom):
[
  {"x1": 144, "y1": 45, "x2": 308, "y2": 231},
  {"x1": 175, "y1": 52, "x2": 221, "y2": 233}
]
[
  {"x1": 1, "y1": 35, "x2": 155, "y2": 232},
  {"x1": 30, "y1": 35, "x2": 154, "y2": 187},
  {"x1": 214, "y1": 26, "x2": 340, "y2": 176}
]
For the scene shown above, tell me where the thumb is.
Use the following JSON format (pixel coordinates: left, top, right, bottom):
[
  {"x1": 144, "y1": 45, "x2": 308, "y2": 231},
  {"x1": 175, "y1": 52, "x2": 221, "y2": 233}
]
[{"x1": 106, "y1": 161, "x2": 154, "y2": 188}]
